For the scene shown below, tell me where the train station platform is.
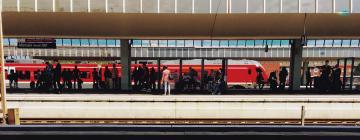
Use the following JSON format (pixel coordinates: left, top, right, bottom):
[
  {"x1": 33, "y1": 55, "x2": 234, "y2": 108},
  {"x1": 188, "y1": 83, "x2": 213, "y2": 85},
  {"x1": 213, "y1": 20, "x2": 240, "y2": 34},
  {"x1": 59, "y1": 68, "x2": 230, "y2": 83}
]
[{"x1": 2, "y1": 94, "x2": 360, "y2": 125}]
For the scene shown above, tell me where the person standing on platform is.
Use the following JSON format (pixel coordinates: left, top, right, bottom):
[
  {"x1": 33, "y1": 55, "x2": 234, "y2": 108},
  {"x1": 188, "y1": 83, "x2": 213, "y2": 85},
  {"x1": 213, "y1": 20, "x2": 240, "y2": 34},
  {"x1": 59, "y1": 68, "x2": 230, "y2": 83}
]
[
  {"x1": 142, "y1": 63, "x2": 150, "y2": 91},
  {"x1": 61, "y1": 68, "x2": 68, "y2": 89},
  {"x1": 268, "y1": 71, "x2": 278, "y2": 90},
  {"x1": 9, "y1": 69, "x2": 15, "y2": 89},
  {"x1": 53, "y1": 60, "x2": 62, "y2": 93},
  {"x1": 66, "y1": 69, "x2": 72, "y2": 89},
  {"x1": 161, "y1": 66, "x2": 171, "y2": 96},
  {"x1": 256, "y1": 68, "x2": 265, "y2": 90},
  {"x1": 137, "y1": 65, "x2": 144, "y2": 89},
  {"x1": 331, "y1": 64, "x2": 342, "y2": 91},
  {"x1": 112, "y1": 64, "x2": 118, "y2": 89},
  {"x1": 132, "y1": 66, "x2": 139, "y2": 90},
  {"x1": 149, "y1": 67, "x2": 156, "y2": 91},
  {"x1": 104, "y1": 66, "x2": 112, "y2": 89},
  {"x1": 45, "y1": 62, "x2": 53, "y2": 91},
  {"x1": 73, "y1": 65, "x2": 80, "y2": 90},
  {"x1": 305, "y1": 67, "x2": 313, "y2": 90},
  {"x1": 92, "y1": 68, "x2": 99, "y2": 89},
  {"x1": 320, "y1": 60, "x2": 332, "y2": 91},
  {"x1": 278, "y1": 67, "x2": 288, "y2": 90}
]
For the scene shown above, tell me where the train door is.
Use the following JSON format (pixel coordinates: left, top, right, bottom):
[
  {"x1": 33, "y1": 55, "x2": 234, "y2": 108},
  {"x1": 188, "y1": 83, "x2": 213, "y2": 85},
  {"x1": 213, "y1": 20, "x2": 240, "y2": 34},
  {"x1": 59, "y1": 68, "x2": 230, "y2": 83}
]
[{"x1": 4, "y1": 66, "x2": 15, "y2": 83}]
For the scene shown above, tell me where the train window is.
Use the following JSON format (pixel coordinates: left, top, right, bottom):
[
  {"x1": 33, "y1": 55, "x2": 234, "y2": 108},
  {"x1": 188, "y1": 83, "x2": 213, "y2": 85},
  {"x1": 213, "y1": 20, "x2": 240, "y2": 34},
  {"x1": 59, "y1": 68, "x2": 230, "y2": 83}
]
[
  {"x1": 132, "y1": 40, "x2": 142, "y2": 47},
  {"x1": 203, "y1": 40, "x2": 212, "y2": 47},
  {"x1": 9, "y1": 38, "x2": 17, "y2": 46},
  {"x1": 211, "y1": 40, "x2": 220, "y2": 47},
  {"x1": 80, "y1": 72, "x2": 88, "y2": 79},
  {"x1": 229, "y1": 40, "x2": 237, "y2": 47},
  {"x1": 194, "y1": 40, "x2": 202, "y2": 47},
  {"x1": 333, "y1": 40, "x2": 342, "y2": 46},
  {"x1": 351, "y1": 40, "x2": 359, "y2": 47},
  {"x1": 63, "y1": 39, "x2": 71, "y2": 46},
  {"x1": 342, "y1": 40, "x2": 351, "y2": 47},
  {"x1": 185, "y1": 40, "x2": 194, "y2": 47},
  {"x1": 71, "y1": 39, "x2": 81, "y2": 46},
  {"x1": 324, "y1": 40, "x2": 333, "y2": 47},
  {"x1": 315, "y1": 40, "x2": 324, "y2": 47},
  {"x1": 248, "y1": 69, "x2": 252, "y2": 75},
  {"x1": 168, "y1": 40, "x2": 176, "y2": 47},
  {"x1": 245, "y1": 40, "x2": 255, "y2": 47},
  {"x1": 237, "y1": 40, "x2": 246, "y2": 47},
  {"x1": 159, "y1": 40, "x2": 168, "y2": 47},
  {"x1": 98, "y1": 39, "x2": 107, "y2": 47}
]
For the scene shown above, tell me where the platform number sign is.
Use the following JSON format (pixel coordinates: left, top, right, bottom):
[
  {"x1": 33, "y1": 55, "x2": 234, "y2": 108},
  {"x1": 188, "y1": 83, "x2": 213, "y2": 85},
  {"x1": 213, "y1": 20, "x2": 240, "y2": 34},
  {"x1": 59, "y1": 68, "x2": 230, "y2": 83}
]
[{"x1": 17, "y1": 38, "x2": 56, "y2": 49}]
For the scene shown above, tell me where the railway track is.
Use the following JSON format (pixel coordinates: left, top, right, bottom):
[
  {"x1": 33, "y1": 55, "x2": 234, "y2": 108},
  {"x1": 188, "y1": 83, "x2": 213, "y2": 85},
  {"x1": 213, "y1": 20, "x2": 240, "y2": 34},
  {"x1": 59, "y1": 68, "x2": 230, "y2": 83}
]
[{"x1": 17, "y1": 119, "x2": 360, "y2": 126}]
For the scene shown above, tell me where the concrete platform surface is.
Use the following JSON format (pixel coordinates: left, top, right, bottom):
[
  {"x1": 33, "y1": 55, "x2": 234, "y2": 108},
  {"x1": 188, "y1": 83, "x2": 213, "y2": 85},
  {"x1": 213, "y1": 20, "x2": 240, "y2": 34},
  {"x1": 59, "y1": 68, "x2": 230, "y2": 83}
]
[{"x1": 5, "y1": 94, "x2": 360, "y2": 103}]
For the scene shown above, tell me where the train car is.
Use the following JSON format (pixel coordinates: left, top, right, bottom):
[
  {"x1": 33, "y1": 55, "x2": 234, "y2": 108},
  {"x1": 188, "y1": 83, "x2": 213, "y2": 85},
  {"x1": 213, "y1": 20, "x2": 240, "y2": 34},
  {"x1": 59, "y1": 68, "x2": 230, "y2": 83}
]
[{"x1": 3, "y1": 59, "x2": 268, "y2": 87}]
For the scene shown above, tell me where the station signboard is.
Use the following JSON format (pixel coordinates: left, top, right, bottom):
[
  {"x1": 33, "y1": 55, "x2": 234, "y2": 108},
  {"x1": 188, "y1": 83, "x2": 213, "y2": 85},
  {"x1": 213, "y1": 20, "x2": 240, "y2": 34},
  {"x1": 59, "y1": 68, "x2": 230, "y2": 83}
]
[{"x1": 17, "y1": 38, "x2": 56, "y2": 49}]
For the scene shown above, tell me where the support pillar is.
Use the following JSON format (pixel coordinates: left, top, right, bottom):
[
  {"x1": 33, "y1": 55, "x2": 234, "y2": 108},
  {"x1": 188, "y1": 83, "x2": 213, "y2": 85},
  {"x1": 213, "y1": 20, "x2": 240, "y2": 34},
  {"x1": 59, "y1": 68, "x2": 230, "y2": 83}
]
[
  {"x1": 0, "y1": 10, "x2": 7, "y2": 124},
  {"x1": 302, "y1": 61, "x2": 309, "y2": 85},
  {"x1": 350, "y1": 58, "x2": 355, "y2": 90},
  {"x1": 179, "y1": 59, "x2": 183, "y2": 81},
  {"x1": 221, "y1": 59, "x2": 228, "y2": 88},
  {"x1": 120, "y1": 40, "x2": 131, "y2": 91},
  {"x1": 289, "y1": 39, "x2": 303, "y2": 91},
  {"x1": 157, "y1": 59, "x2": 161, "y2": 90},
  {"x1": 342, "y1": 58, "x2": 348, "y2": 90},
  {"x1": 200, "y1": 59, "x2": 205, "y2": 90}
]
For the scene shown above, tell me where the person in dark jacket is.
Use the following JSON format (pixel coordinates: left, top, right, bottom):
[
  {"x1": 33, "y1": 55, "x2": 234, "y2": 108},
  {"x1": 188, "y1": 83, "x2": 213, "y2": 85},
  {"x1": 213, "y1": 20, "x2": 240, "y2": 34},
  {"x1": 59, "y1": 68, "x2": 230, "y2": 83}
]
[
  {"x1": 104, "y1": 66, "x2": 112, "y2": 89},
  {"x1": 149, "y1": 67, "x2": 156, "y2": 91},
  {"x1": 53, "y1": 60, "x2": 62, "y2": 93},
  {"x1": 331, "y1": 64, "x2": 342, "y2": 91},
  {"x1": 73, "y1": 65, "x2": 80, "y2": 90},
  {"x1": 92, "y1": 68, "x2": 99, "y2": 89},
  {"x1": 268, "y1": 71, "x2": 278, "y2": 90},
  {"x1": 278, "y1": 67, "x2": 288, "y2": 90}
]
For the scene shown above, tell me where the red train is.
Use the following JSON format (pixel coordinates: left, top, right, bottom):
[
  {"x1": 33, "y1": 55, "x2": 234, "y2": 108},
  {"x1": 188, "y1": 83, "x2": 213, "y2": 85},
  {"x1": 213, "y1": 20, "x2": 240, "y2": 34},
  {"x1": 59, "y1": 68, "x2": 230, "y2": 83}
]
[{"x1": 2, "y1": 60, "x2": 268, "y2": 87}]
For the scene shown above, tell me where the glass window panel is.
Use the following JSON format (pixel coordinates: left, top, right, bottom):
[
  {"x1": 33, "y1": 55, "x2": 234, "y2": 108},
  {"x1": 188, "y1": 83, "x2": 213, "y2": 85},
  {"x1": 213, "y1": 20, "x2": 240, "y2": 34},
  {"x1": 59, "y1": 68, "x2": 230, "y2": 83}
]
[
  {"x1": 324, "y1": 40, "x2": 333, "y2": 46},
  {"x1": 9, "y1": 38, "x2": 17, "y2": 46},
  {"x1": 143, "y1": 0, "x2": 157, "y2": 13},
  {"x1": 56, "y1": 39, "x2": 63, "y2": 46},
  {"x1": 301, "y1": 0, "x2": 316, "y2": 13},
  {"x1": 3, "y1": 0, "x2": 18, "y2": 11},
  {"x1": 142, "y1": 40, "x2": 150, "y2": 46},
  {"x1": 185, "y1": 40, "x2": 194, "y2": 47},
  {"x1": 194, "y1": 40, "x2": 202, "y2": 47},
  {"x1": 211, "y1": 0, "x2": 227, "y2": 13},
  {"x1": 176, "y1": 40, "x2": 185, "y2": 47},
  {"x1": 108, "y1": 0, "x2": 123, "y2": 13},
  {"x1": 266, "y1": 0, "x2": 281, "y2": 13},
  {"x1": 231, "y1": 0, "x2": 246, "y2": 13},
  {"x1": 211, "y1": 40, "x2": 220, "y2": 46},
  {"x1": 55, "y1": 0, "x2": 71, "y2": 12},
  {"x1": 98, "y1": 39, "x2": 107, "y2": 46},
  {"x1": 203, "y1": 40, "x2": 212, "y2": 47},
  {"x1": 63, "y1": 39, "x2": 71, "y2": 46},
  {"x1": 272, "y1": 40, "x2": 281, "y2": 46},
  {"x1": 220, "y1": 40, "x2": 229, "y2": 47},
  {"x1": 20, "y1": 0, "x2": 35, "y2": 12},
  {"x1": 91, "y1": 0, "x2": 106, "y2": 12},
  {"x1": 160, "y1": 0, "x2": 175, "y2": 13},
  {"x1": 159, "y1": 40, "x2": 167, "y2": 47},
  {"x1": 307, "y1": 40, "x2": 315, "y2": 46},
  {"x1": 73, "y1": 0, "x2": 88, "y2": 12},
  {"x1": 354, "y1": 0, "x2": 360, "y2": 13},
  {"x1": 133, "y1": 40, "x2": 142, "y2": 47},
  {"x1": 315, "y1": 40, "x2": 324, "y2": 47},
  {"x1": 72, "y1": 39, "x2": 81, "y2": 46},
  {"x1": 107, "y1": 39, "x2": 116, "y2": 47},
  {"x1": 168, "y1": 40, "x2": 176, "y2": 47},
  {"x1": 89, "y1": 39, "x2": 98, "y2": 47},
  {"x1": 282, "y1": 0, "x2": 299, "y2": 13},
  {"x1": 177, "y1": 0, "x2": 192, "y2": 13},
  {"x1": 237, "y1": 40, "x2": 246, "y2": 46},
  {"x1": 351, "y1": 40, "x2": 359, "y2": 47},
  {"x1": 281, "y1": 40, "x2": 290, "y2": 47},
  {"x1": 248, "y1": 0, "x2": 264, "y2": 13},
  {"x1": 3, "y1": 38, "x2": 10, "y2": 46},
  {"x1": 125, "y1": 0, "x2": 140, "y2": 13},
  {"x1": 255, "y1": 40, "x2": 263, "y2": 46},
  {"x1": 342, "y1": 40, "x2": 351, "y2": 46},
  {"x1": 245, "y1": 40, "x2": 255, "y2": 47},
  {"x1": 333, "y1": 40, "x2": 342, "y2": 46},
  {"x1": 335, "y1": 0, "x2": 350, "y2": 13},
  {"x1": 80, "y1": 39, "x2": 89, "y2": 46},
  {"x1": 229, "y1": 40, "x2": 237, "y2": 47},
  {"x1": 38, "y1": 0, "x2": 53, "y2": 12},
  {"x1": 195, "y1": 0, "x2": 210, "y2": 13},
  {"x1": 116, "y1": 40, "x2": 121, "y2": 47},
  {"x1": 150, "y1": 40, "x2": 159, "y2": 47},
  {"x1": 318, "y1": 0, "x2": 333, "y2": 13}
]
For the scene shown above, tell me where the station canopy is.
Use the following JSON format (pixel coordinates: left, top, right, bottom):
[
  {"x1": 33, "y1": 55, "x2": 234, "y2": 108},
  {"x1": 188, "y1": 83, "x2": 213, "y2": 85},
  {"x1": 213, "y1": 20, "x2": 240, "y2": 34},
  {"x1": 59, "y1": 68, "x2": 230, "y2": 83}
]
[{"x1": 3, "y1": 12, "x2": 360, "y2": 39}]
